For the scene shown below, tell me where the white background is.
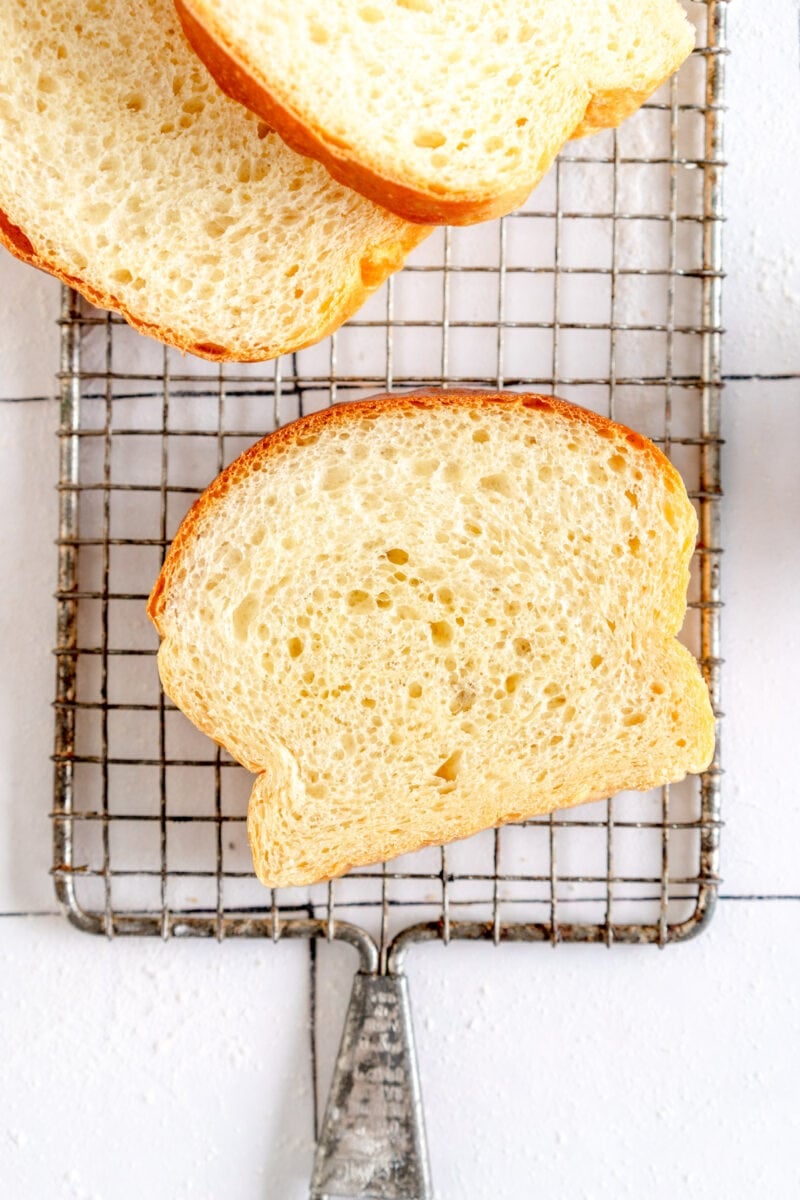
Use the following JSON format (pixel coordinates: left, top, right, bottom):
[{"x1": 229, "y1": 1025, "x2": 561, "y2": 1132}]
[{"x1": 2, "y1": 3, "x2": 799, "y2": 1197}]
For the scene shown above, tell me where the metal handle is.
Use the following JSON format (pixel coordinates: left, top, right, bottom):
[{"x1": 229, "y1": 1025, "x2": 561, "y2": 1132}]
[{"x1": 310, "y1": 971, "x2": 432, "y2": 1200}]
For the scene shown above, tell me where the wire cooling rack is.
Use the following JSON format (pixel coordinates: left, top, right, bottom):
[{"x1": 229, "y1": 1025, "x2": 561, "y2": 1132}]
[{"x1": 53, "y1": 1, "x2": 725, "y2": 958}]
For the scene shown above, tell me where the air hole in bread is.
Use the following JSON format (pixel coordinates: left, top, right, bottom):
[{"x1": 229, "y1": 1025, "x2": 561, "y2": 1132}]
[
  {"x1": 232, "y1": 593, "x2": 258, "y2": 641},
  {"x1": 663, "y1": 501, "x2": 679, "y2": 531},
  {"x1": 84, "y1": 202, "x2": 112, "y2": 225},
  {"x1": 434, "y1": 749, "x2": 463, "y2": 783},
  {"x1": 359, "y1": 5, "x2": 385, "y2": 22},
  {"x1": 450, "y1": 687, "x2": 474, "y2": 715},
  {"x1": 413, "y1": 458, "x2": 438, "y2": 477},
  {"x1": 414, "y1": 129, "x2": 447, "y2": 150},
  {"x1": 308, "y1": 20, "x2": 329, "y2": 44},
  {"x1": 347, "y1": 589, "x2": 373, "y2": 613},
  {"x1": 430, "y1": 620, "x2": 453, "y2": 648},
  {"x1": 479, "y1": 473, "x2": 513, "y2": 498},
  {"x1": 322, "y1": 464, "x2": 351, "y2": 490}
]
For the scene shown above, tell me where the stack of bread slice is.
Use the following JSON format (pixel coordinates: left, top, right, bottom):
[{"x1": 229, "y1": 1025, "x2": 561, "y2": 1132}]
[
  {"x1": 0, "y1": 0, "x2": 429, "y2": 360},
  {"x1": 0, "y1": 0, "x2": 694, "y2": 360}
]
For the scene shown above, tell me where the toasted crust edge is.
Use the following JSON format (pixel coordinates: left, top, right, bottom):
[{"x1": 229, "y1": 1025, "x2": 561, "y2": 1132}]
[
  {"x1": 147, "y1": 387, "x2": 692, "y2": 632},
  {"x1": 176, "y1": 0, "x2": 694, "y2": 226},
  {"x1": 0, "y1": 195, "x2": 427, "y2": 364}
]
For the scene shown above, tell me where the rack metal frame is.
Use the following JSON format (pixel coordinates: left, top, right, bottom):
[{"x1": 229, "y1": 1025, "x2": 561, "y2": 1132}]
[{"x1": 53, "y1": 1, "x2": 726, "y2": 966}]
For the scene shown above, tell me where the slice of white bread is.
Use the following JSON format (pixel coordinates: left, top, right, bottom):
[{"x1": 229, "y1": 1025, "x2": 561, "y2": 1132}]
[
  {"x1": 175, "y1": 0, "x2": 695, "y2": 225},
  {"x1": 148, "y1": 390, "x2": 715, "y2": 888},
  {"x1": 0, "y1": 1, "x2": 428, "y2": 362}
]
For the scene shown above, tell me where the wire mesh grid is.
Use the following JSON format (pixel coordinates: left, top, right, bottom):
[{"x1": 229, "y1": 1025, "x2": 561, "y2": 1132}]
[{"x1": 53, "y1": 0, "x2": 725, "y2": 956}]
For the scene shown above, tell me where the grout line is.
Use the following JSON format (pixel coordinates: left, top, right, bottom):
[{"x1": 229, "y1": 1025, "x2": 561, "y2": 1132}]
[
  {"x1": 721, "y1": 373, "x2": 800, "y2": 382},
  {"x1": 308, "y1": 935, "x2": 320, "y2": 1141},
  {"x1": 0, "y1": 911, "x2": 62, "y2": 918},
  {"x1": 719, "y1": 894, "x2": 800, "y2": 902},
  {"x1": 0, "y1": 394, "x2": 57, "y2": 404},
  {"x1": 1, "y1": 375, "x2": 796, "y2": 409}
]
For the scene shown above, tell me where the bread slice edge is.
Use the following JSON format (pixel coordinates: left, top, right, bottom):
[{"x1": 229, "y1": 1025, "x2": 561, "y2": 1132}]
[
  {"x1": 1, "y1": 200, "x2": 427, "y2": 363},
  {"x1": 176, "y1": 1, "x2": 695, "y2": 225},
  {"x1": 148, "y1": 388, "x2": 688, "y2": 632},
  {"x1": 148, "y1": 388, "x2": 715, "y2": 886}
]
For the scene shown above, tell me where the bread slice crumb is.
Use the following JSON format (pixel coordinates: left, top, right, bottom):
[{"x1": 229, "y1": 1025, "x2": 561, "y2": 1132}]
[
  {"x1": 178, "y1": 0, "x2": 695, "y2": 224},
  {"x1": 149, "y1": 390, "x2": 715, "y2": 888},
  {"x1": 0, "y1": 0, "x2": 429, "y2": 361}
]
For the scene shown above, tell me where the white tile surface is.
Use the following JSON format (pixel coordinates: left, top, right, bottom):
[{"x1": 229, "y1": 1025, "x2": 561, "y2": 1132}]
[
  {"x1": 0, "y1": 399, "x2": 59, "y2": 912},
  {"x1": 0, "y1": 256, "x2": 60, "y2": 399},
  {"x1": 2, "y1": 902, "x2": 798, "y2": 1199},
  {"x1": 406, "y1": 900, "x2": 800, "y2": 1199},
  {"x1": 0, "y1": 918, "x2": 315, "y2": 1199},
  {"x1": 722, "y1": 379, "x2": 800, "y2": 894},
  {"x1": 724, "y1": 0, "x2": 800, "y2": 375}
]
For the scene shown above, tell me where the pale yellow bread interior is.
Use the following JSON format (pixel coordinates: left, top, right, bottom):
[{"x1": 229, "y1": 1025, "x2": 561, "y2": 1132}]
[
  {"x1": 176, "y1": 0, "x2": 695, "y2": 224},
  {"x1": 148, "y1": 391, "x2": 715, "y2": 887},
  {"x1": 0, "y1": 0, "x2": 428, "y2": 361}
]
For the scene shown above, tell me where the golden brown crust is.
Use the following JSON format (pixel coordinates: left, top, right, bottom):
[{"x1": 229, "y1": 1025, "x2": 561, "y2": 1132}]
[
  {"x1": 176, "y1": 0, "x2": 693, "y2": 226},
  {"x1": 573, "y1": 25, "x2": 695, "y2": 139},
  {"x1": 572, "y1": 86, "x2": 655, "y2": 139},
  {"x1": 0, "y1": 207, "x2": 201, "y2": 354},
  {"x1": 148, "y1": 387, "x2": 689, "y2": 630},
  {"x1": 175, "y1": 0, "x2": 488, "y2": 225}
]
